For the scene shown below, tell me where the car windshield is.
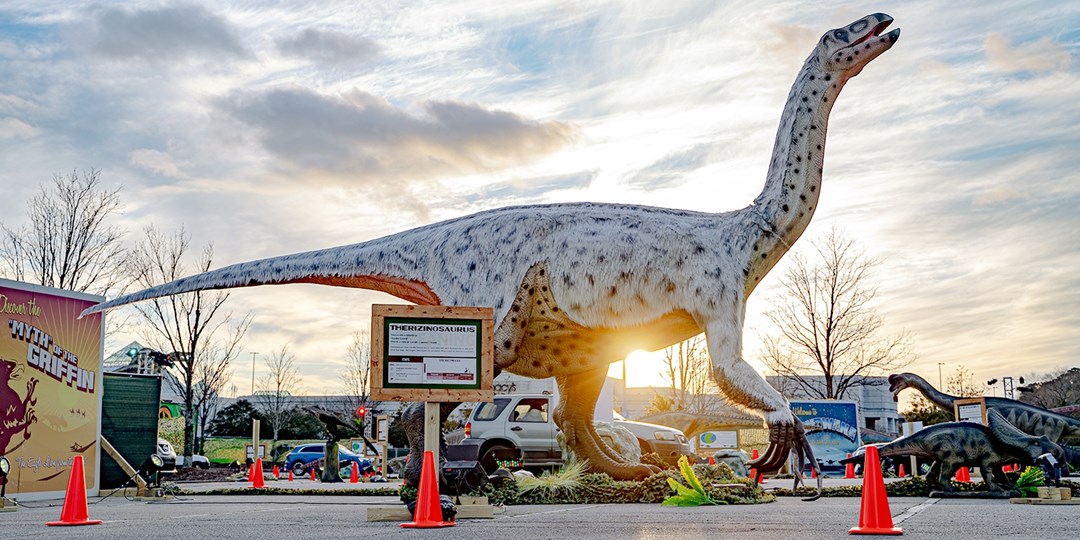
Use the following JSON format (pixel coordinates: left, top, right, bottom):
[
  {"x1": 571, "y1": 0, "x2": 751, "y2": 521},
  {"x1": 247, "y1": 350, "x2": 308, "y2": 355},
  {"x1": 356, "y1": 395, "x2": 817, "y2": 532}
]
[{"x1": 473, "y1": 398, "x2": 511, "y2": 421}]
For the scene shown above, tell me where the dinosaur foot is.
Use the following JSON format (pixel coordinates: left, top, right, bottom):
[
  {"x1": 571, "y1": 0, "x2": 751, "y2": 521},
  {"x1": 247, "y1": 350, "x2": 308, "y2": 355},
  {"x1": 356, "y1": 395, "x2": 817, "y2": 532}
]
[
  {"x1": 564, "y1": 423, "x2": 658, "y2": 480},
  {"x1": 750, "y1": 416, "x2": 821, "y2": 501}
]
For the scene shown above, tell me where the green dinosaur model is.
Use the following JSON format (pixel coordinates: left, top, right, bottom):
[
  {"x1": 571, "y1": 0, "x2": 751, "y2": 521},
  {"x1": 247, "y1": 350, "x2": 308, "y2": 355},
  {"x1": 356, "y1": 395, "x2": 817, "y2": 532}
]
[{"x1": 843, "y1": 409, "x2": 1065, "y2": 492}]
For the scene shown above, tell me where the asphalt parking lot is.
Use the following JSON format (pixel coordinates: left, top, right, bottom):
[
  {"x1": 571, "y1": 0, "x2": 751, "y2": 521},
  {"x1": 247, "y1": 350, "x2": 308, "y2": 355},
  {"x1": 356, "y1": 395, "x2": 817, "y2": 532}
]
[{"x1": 1, "y1": 479, "x2": 1076, "y2": 540}]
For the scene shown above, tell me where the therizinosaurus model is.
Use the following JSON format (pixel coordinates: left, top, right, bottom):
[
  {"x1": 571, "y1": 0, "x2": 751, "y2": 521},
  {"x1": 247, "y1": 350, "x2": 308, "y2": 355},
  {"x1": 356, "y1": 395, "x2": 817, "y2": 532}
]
[
  {"x1": 889, "y1": 372, "x2": 1080, "y2": 466},
  {"x1": 82, "y1": 14, "x2": 901, "y2": 483},
  {"x1": 842, "y1": 409, "x2": 1066, "y2": 492}
]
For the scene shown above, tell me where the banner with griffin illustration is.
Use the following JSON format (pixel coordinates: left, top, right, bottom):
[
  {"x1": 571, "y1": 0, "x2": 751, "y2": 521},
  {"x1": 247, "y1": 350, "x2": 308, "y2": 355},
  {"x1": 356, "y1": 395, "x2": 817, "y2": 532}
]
[{"x1": 0, "y1": 279, "x2": 104, "y2": 500}]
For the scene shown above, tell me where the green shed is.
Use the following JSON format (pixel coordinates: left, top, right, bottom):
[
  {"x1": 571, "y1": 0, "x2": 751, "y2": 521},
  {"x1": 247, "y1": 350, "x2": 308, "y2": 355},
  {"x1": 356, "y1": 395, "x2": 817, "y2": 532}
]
[{"x1": 100, "y1": 372, "x2": 162, "y2": 489}]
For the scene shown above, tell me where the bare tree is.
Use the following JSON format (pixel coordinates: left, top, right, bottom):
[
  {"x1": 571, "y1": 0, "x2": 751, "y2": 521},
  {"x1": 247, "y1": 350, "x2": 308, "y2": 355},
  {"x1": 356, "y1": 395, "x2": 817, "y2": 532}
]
[
  {"x1": 1019, "y1": 368, "x2": 1080, "y2": 409},
  {"x1": 129, "y1": 225, "x2": 249, "y2": 464},
  {"x1": 188, "y1": 341, "x2": 243, "y2": 453},
  {"x1": 760, "y1": 228, "x2": 914, "y2": 400},
  {"x1": 0, "y1": 169, "x2": 127, "y2": 295},
  {"x1": 339, "y1": 331, "x2": 371, "y2": 432},
  {"x1": 256, "y1": 344, "x2": 302, "y2": 442},
  {"x1": 947, "y1": 364, "x2": 982, "y2": 398},
  {"x1": 657, "y1": 335, "x2": 722, "y2": 415}
]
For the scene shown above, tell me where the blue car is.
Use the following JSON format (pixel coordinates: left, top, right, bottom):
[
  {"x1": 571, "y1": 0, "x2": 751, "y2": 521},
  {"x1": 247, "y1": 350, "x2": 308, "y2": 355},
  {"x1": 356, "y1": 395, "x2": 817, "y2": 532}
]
[{"x1": 285, "y1": 443, "x2": 373, "y2": 476}]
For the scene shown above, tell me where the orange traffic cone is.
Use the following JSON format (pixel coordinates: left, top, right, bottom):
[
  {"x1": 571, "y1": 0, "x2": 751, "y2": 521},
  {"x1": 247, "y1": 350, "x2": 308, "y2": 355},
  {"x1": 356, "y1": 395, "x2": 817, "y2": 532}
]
[
  {"x1": 248, "y1": 463, "x2": 254, "y2": 480},
  {"x1": 288, "y1": 469, "x2": 294, "y2": 482},
  {"x1": 748, "y1": 448, "x2": 759, "y2": 480},
  {"x1": 46, "y1": 455, "x2": 102, "y2": 527},
  {"x1": 955, "y1": 467, "x2": 970, "y2": 483},
  {"x1": 848, "y1": 445, "x2": 902, "y2": 535},
  {"x1": 272, "y1": 464, "x2": 280, "y2": 479},
  {"x1": 811, "y1": 467, "x2": 817, "y2": 479},
  {"x1": 311, "y1": 468, "x2": 317, "y2": 481},
  {"x1": 898, "y1": 464, "x2": 906, "y2": 478},
  {"x1": 350, "y1": 462, "x2": 359, "y2": 484},
  {"x1": 845, "y1": 453, "x2": 856, "y2": 479},
  {"x1": 401, "y1": 450, "x2": 455, "y2": 528},
  {"x1": 251, "y1": 460, "x2": 265, "y2": 489},
  {"x1": 709, "y1": 456, "x2": 715, "y2": 465}
]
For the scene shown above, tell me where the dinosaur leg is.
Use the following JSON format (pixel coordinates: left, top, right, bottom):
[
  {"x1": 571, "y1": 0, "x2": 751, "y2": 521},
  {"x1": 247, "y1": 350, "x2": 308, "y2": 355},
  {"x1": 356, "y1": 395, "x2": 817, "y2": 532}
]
[
  {"x1": 926, "y1": 462, "x2": 941, "y2": 490},
  {"x1": 704, "y1": 317, "x2": 811, "y2": 473},
  {"x1": 979, "y1": 463, "x2": 1003, "y2": 491},
  {"x1": 1061, "y1": 443, "x2": 1080, "y2": 468},
  {"x1": 401, "y1": 401, "x2": 461, "y2": 488},
  {"x1": 554, "y1": 366, "x2": 659, "y2": 480},
  {"x1": 937, "y1": 462, "x2": 958, "y2": 492}
]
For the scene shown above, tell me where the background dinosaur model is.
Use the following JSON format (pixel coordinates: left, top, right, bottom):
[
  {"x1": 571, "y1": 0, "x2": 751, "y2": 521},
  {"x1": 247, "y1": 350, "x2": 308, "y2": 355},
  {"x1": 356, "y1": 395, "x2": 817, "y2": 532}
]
[
  {"x1": 889, "y1": 372, "x2": 1080, "y2": 466},
  {"x1": 843, "y1": 409, "x2": 1065, "y2": 492},
  {"x1": 82, "y1": 13, "x2": 901, "y2": 482}
]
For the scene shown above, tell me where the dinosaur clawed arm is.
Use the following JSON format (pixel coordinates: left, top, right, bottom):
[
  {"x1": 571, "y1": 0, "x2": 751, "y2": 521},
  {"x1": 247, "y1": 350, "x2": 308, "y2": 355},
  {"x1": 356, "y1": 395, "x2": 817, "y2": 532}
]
[{"x1": 704, "y1": 320, "x2": 821, "y2": 498}]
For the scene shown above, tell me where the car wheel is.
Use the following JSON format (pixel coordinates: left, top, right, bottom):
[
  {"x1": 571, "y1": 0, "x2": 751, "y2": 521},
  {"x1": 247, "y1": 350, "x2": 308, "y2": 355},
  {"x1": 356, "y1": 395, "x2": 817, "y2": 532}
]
[
  {"x1": 196, "y1": 461, "x2": 209, "y2": 470},
  {"x1": 292, "y1": 461, "x2": 307, "y2": 477},
  {"x1": 479, "y1": 443, "x2": 511, "y2": 474}
]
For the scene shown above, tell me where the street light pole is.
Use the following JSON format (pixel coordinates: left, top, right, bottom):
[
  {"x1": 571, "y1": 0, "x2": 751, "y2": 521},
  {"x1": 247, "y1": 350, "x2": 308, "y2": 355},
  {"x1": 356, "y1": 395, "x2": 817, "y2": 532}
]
[
  {"x1": 621, "y1": 358, "x2": 627, "y2": 417},
  {"x1": 250, "y1": 351, "x2": 259, "y2": 396}
]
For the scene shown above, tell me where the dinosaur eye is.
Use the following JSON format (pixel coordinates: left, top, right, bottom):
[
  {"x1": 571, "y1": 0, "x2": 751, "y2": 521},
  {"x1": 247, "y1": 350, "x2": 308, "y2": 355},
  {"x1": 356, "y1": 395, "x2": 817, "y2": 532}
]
[
  {"x1": 850, "y1": 20, "x2": 868, "y2": 34},
  {"x1": 833, "y1": 29, "x2": 849, "y2": 43}
]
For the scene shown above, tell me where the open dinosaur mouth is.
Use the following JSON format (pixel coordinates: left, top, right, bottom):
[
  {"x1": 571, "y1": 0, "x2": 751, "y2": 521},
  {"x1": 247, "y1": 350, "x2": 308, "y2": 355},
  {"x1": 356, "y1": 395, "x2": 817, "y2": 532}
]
[
  {"x1": 850, "y1": 18, "x2": 898, "y2": 48},
  {"x1": 887, "y1": 374, "x2": 902, "y2": 400}
]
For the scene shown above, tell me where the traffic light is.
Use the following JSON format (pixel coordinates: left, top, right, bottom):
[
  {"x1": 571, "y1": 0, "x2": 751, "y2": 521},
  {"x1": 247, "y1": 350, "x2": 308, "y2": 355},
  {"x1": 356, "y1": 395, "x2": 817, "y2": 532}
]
[{"x1": 356, "y1": 406, "x2": 367, "y2": 420}]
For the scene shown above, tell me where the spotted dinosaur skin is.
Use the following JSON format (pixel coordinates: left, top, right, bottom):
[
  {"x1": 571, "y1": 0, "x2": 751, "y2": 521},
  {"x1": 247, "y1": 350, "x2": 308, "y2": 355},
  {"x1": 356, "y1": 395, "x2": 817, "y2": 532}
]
[
  {"x1": 889, "y1": 372, "x2": 1080, "y2": 467},
  {"x1": 844, "y1": 409, "x2": 1065, "y2": 492},
  {"x1": 83, "y1": 14, "x2": 900, "y2": 483}
]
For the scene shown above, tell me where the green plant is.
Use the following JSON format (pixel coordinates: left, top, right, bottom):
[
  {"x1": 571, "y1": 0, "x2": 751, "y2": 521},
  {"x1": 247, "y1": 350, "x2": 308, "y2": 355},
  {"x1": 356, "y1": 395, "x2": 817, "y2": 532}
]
[
  {"x1": 517, "y1": 461, "x2": 588, "y2": 499},
  {"x1": 1013, "y1": 466, "x2": 1045, "y2": 497},
  {"x1": 662, "y1": 456, "x2": 726, "y2": 506}
]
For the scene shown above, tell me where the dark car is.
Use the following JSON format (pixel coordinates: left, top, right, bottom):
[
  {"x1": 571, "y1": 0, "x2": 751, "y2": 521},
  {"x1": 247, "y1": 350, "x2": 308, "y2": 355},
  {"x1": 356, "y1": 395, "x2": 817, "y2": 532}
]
[{"x1": 284, "y1": 443, "x2": 373, "y2": 476}]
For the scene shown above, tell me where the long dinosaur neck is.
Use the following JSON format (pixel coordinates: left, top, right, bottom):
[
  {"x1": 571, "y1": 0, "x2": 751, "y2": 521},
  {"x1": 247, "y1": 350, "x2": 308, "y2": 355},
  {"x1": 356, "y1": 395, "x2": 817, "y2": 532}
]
[
  {"x1": 908, "y1": 374, "x2": 958, "y2": 412},
  {"x1": 743, "y1": 56, "x2": 847, "y2": 291}
]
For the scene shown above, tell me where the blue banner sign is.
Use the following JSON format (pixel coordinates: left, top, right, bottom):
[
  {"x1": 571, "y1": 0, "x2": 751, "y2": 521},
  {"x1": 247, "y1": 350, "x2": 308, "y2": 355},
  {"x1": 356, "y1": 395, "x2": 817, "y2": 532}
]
[{"x1": 790, "y1": 401, "x2": 860, "y2": 471}]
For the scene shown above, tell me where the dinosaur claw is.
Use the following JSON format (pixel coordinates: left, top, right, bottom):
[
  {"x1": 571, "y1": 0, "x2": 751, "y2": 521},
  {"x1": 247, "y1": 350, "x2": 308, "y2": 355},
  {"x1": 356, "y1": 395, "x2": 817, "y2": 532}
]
[
  {"x1": 747, "y1": 415, "x2": 822, "y2": 502},
  {"x1": 749, "y1": 419, "x2": 796, "y2": 473}
]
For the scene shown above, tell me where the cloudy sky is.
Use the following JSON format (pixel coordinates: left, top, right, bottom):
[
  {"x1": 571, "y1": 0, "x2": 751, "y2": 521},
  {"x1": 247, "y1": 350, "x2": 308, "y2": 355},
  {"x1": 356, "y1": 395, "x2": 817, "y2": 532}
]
[{"x1": 1, "y1": 1, "x2": 1077, "y2": 399}]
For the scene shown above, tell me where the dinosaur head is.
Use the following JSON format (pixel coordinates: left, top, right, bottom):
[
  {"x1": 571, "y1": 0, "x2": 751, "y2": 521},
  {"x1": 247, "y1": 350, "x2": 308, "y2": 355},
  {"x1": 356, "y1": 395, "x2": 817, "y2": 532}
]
[
  {"x1": 815, "y1": 13, "x2": 900, "y2": 79},
  {"x1": 888, "y1": 372, "x2": 911, "y2": 401},
  {"x1": 987, "y1": 408, "x2": 1066, "y2": 463}
]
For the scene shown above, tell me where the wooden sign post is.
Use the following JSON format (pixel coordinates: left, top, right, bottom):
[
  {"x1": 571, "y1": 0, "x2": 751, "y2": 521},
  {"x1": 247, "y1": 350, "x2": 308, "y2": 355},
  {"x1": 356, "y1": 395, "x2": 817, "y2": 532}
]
[
  {"x1": 370, "y1": 305, "x2": 494, "y2": 471},
  {"x1": 375, "y1": 415, "x2": 390, "y2": 475},
  {"x1": 954, "y1": 397, "x2": 988, "y2": 425}
]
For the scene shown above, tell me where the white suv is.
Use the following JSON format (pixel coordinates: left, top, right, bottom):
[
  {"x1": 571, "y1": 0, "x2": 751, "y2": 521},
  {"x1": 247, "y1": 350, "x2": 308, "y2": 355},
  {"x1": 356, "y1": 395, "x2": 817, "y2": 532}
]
[
  {"x1": 463, "y1": 394, "x2": 561, "y2": 473},
  {"x1": 462, "y1": 394, "x2": 695, "y2": 473}
]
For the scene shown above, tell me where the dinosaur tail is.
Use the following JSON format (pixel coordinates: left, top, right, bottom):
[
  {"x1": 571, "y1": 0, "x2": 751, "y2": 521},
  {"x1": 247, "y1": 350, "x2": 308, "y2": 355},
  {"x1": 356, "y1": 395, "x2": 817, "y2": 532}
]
[
  {"x1": 80, "y1": 240, "x2": 441, "y2": 317},
  {"x1": 842, "y1": 435, "x2": 935, "y2": 465}
]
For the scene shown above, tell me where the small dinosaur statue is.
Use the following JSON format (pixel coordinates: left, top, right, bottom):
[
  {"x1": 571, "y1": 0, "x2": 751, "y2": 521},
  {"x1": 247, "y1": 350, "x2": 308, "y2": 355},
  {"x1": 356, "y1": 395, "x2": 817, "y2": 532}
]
[
  {"x1": 843, "y1": 409, "x2": 1065, "y2": 492},
  {"x1": 889, "y1": 372, "x2": 1080, "y2": 466},
  {"x1": 303, "y1": 405, "x2": 360, "y2": 442},
  {"x1": 83, "y1": 14, "x2": 901, "y2": 484}
]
